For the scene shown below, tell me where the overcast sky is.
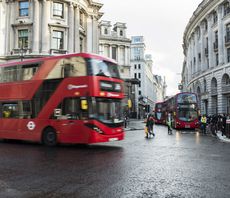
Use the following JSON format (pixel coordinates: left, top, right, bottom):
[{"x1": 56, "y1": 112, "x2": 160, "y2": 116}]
[{"x1": 98, "y1": 0, "x2": 202, "y2": 97}]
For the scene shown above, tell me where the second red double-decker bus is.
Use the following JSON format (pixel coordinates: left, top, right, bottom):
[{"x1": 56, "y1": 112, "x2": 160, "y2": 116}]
[
  {"x1": 163, "y1": 92, "x2": 199, "y2": 129},
  {"x1": 154, "y1": 102, "x2": 165, "y2": 124},
  {"x1": 0, "y1": 53, "x2": 124, "y2": 145}
]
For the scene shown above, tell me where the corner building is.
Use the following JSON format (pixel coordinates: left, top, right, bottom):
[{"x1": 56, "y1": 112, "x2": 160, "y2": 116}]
[
  {"x1": 0, "y1": 0, "x2": 102, "y2": 61},
  {"x1": 182, "y1": 0, "x2": 230, "y2": 115}
]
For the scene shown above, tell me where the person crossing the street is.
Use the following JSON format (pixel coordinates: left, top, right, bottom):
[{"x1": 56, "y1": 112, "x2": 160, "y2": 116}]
[
  {"x1": 167, "y1": 112, "x2": 173, "y2": 135},
  {"x1": 200, "y1": 114, "x2": 207, "y2": 134},
  {"x1": 145, "y1": 114, "x2": 155, "y2": 138}
]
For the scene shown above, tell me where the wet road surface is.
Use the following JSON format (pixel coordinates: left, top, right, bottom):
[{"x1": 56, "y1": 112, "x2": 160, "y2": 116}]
[{"x1": 0, "y1": 121, "x2": 230, "y2": 198}]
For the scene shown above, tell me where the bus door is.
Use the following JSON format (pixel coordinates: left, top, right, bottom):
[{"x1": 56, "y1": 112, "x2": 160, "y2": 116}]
[
  {"x1": 51, "y1": 97, "x2": 90, "y2": 142},
  {"x1": 0, "y1": 103, "x2": 21, "y2": 136}
]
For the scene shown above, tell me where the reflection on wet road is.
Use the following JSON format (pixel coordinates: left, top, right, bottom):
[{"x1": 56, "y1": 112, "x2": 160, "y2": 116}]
[{"x1": 0, "y1": 123, "x2": 230, "y2": 198}]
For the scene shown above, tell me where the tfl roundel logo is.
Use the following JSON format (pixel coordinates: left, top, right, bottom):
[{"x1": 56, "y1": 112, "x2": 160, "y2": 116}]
[{"x1": 27, "y1": 121, "x2": 36, "y2": 131}]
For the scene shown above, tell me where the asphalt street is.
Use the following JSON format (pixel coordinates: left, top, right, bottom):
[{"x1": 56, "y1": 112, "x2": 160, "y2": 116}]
[{"x1": 0, "y1": 120, "x2": 230, "y2": 198}]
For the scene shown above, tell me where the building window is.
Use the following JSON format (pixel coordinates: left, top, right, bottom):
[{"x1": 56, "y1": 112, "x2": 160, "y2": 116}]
[
  {"x1": 227, "y1": 48, "x2": 230, "y2": 63},
  {"x1": 138, "y1": 73, "x2": 141, "y2": 78},
  {"x1": 134, "y1": 73, "x2": 137, "y2": 78},
  {"x1": 224, "y1": 2, "x2": 230, "y2": 16},
  {"x1": 80, "y1": 11, "x2": 84, "y2": 27},
  {"x1": 139, "y1": 82, "x2": 141, "y2": 87},
  {"x1": 139, "y1": 91, "x2": 141, "y2": 95},
  {"x1": 213, "y1": 11, "x2": 217, "y2": 24},
  {"x1": 52, "y1": 31, "x2": 64, "y2": 49},
  {"x1": 80, "y1": 37, "x2": 84, "y2": 52},
  {"x1": 53, "y1": 2, "x2": 64, "y2": 18},
  {"x1": 216, "y1": 53, "x2": 219, "y2": 66},
  {"x1": 226, "y1": 24, "x2": 230, "y2": 43},
  {"x1": 120, "y1": 30, "x2": 123, "y2": 36},
  {"x1": 19, "y1": 1, "x2": 29, "y2": 17},
  {"x1": 134, "y1": 64, "x2": 137, "y2": 69},
  {"x1": 198, "y1": 53, "x2": 201, "y2": 62},
  {"x1": 204, "y1": 20, "x2": 208, "y2": 31},
  {"x1": 18, "y1": 29, "x2": 28, "y2": 48},
  {"x1": 138, "y1": 64, "x2": 141, "y2": 69},
  {"x1": 112, "y1": 47, "x2": 117, "y2": 60},
  {"x1": 104, "y1": 28, "x2": 108, "y2": 35},
  {"x1": 204, "y1": 79, "x2": 207, "y2": 92}
]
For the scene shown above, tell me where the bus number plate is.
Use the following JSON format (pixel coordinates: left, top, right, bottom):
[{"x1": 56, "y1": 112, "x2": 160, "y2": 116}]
[
  {"x1": 185, "y1": 125, "x2": 190, "y2": 128},
  {"x1": 109, "y1": 138, "x2": 118, "y2": 142}
]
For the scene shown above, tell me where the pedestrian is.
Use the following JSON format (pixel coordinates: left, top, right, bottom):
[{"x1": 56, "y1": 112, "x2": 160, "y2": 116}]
[
  {"x1": 222, "y1": 114, "x2": 227, "y2": 136},
  {"x1": 200, "y1": 114, "x2": 207, "y2": 134},
  {"x1": 211, "y1": 114, "x2": 218, "y2": 136},
  {"x1": 124, "y1": 112, "x2": 128, "y2": 128},
  {"x1": 167, "y1": 112, "x2": 173, "y2": 135},
  {"x1": 145, "y1": 114, "x2": 155, "y2": 138}
]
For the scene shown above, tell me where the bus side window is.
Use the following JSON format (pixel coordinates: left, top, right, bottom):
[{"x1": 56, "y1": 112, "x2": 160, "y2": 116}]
[
  {"x1": 54, "y1": 98, "x2": 89, "y2": 120},
  {"x1": 21, "y1": 65, "x2": 39, "y2": 80},
  {"x1": 2, "y1": 103, "x2": 19, "y2": 118},
  {"x1": 20, "y1": 101, "x2": 32, "y2": 119}
]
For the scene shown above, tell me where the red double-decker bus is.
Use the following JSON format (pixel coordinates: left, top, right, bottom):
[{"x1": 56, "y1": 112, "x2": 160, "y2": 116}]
[
  {"x1": 0, "y1": 53, "x2": 124, "y2": 145},
  {"x1": 163, "y1": 92, "x2": 199, "y2": 129},
  {"x1": 154, "y1": 102, "x2": 166, "y2": 124}
]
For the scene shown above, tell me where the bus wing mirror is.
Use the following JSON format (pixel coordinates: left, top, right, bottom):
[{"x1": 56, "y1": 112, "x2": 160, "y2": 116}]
[{"x1": 81, "y1": 100, "x2": 88, "y2": 110}]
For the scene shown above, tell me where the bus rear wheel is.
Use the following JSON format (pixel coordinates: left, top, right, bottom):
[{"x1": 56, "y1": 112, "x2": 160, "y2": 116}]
[{"x1": 42, "y1": 128, "x2": 57, "y2": 146}]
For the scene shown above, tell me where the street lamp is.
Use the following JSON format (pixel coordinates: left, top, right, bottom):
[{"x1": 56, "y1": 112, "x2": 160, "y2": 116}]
[{"x1": 20, "y1": 46, "x2": 24, "y2": 62}]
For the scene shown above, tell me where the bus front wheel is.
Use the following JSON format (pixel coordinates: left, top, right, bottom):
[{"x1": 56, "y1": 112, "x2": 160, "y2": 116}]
[{"x1": 42, "y1": 128, "x2": 57, "y2": 146}]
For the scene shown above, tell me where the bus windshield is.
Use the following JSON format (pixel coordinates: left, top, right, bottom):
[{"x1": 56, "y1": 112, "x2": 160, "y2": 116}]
[
  {"x1": 95, "y1": 98, "x2": 123, "y2": 126},
  {"x1": 87, "y1": 58, "x2": 120, "y2": 78},
  {"x1": 177, "y1": 93, "x2": 197, "y2": 104},
  {"x1": 178, "y1": 107, "x2": 198, "y2": 122},
  {"x1": 156, "y1": 104, "x2": 162, "y2": 108}
]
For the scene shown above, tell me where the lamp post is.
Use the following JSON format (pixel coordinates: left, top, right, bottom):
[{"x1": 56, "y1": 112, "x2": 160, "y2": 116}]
[{"x1": 20, "y1": 46, "x2": 24, "y2": 62}]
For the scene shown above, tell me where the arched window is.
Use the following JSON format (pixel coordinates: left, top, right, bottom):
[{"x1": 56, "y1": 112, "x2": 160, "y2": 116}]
[
  {"x1": 222, "y1": 73, "x2": 230, "y2": 85},
  {"x1": 211, "y1": 77, "x2": 217, "y2": 88},
  {"x1": 204, "y1": 79, "x2": 207, "y2": 92}
]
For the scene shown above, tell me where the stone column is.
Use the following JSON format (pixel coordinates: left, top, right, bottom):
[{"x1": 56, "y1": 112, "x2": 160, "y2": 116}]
[
  {"x1": 32, "y1": 0, "x2": 40, "y2": 54},
  {"x1": 194, "y1": 32, "x2": 198, "y2": 73},
  {"x1": 86, "y1": 15, "x2": 93, "y2": 53},
  {"x1": 68, "y1": 2, "x2": 74, "y2": 53},
  {"x1": 0, "y1": 1, "x2": 5, "y2": 55},
  {"x1": 5, "y1": 2, "x2": 10, "y2": 54},
  {"x1": 217, "y1": 5, "x2": 224, "y2": 65},
  {"x1": 200, "y1": 22, "x2": 205, "y2": 71},
  {"x1": 125, "y1": 46, "x2": 128, "y2": 66},
  {"x1": 109, "y1": 45, "x2": 112, "y2": 59},
  {"x1": 191, "y1": 37, "x2": 195, "y2": 75},
  {"x1": 41, "y1": 0, "x2": 50, "y2": 54},
  {"x1": 207, "y1": 14, "x2": 213, "y2": 68},
  {"x1": 9, "y1": 1, "x2": 14, "y2": 53},
  {"x1": 74, "y1": 5, "x2": 80, "y2": 52}
]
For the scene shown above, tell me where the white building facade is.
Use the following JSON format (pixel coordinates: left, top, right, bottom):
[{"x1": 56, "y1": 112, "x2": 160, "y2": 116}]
[
  {"x1": 98, "y1": 21, "x2": 140, "y2": 118},
  {"x1": 131, "y1": 36, "x2": 164, "y2": 118},
  {"x1": 182, "y1": 0, "x2": 230, "y2": 115},
  {"x1": 99, "y1": 20, "x2": 131, "y2": 79},
  {"x1": 0, "y1": 0, "x2": 102, "y2": 61}
]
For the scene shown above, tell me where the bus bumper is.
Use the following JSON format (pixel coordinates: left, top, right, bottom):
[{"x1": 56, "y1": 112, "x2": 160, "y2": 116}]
[{"x1": 88, "y1": 131, "x2": 125, "y2": 144}]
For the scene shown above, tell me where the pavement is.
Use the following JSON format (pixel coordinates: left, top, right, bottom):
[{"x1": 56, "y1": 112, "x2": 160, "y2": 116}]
[
  {"x1": 216, "y1": 131, "x2": 230, "y2": 143},
  {"x1": 125, "y1": 119, "x2": 230, "y2": 143},
  {"x1": 124, "y1": 119, "x2": 145, "y2": 131}
]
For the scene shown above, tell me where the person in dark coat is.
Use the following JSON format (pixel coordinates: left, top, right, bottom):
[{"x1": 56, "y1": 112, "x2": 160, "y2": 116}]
[
  {"x1": 146, "y1": 114, "x2": 155, "y2": 137},
  {"x1": 222, "y1": 114, "x2": 227, "y2": 136}
]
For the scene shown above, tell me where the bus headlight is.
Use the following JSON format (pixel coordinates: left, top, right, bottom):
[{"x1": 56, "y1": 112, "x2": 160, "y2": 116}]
[{"x1": 85, "y1": 123, "x2": 104, "y2": 134}]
